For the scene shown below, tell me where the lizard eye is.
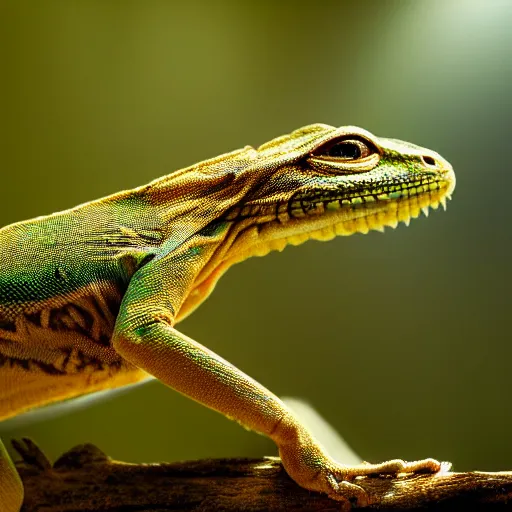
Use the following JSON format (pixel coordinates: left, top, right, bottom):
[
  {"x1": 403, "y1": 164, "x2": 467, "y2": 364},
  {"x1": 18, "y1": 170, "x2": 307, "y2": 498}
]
[
  {"x1": 314, "y1": 138, "x2": 373, "y2": 161},
  {"x1": 308, "y1": 135, "x2": 380, "y2": 173}
]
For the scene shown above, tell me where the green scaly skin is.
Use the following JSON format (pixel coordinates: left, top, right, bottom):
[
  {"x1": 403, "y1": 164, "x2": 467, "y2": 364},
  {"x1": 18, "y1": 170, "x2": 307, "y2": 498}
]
[{"x1": 0, "y1": 124, "x2": 455, "y2": 509}]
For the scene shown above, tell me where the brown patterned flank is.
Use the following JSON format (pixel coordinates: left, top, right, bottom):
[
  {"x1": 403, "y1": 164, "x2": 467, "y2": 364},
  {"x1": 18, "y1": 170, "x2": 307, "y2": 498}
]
[
  {"x1": 0, "y1": 282, "x2": 146, "y2": 422},
  {"x1": 0, "y1": 283, "x2": 125, "y2": 376}
]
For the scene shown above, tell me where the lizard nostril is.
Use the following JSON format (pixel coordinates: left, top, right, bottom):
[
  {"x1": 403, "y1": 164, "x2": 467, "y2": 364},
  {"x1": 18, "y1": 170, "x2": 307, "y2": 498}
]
[{"x1": 422, "y1": 155, "x2": 437, "y2": 168}]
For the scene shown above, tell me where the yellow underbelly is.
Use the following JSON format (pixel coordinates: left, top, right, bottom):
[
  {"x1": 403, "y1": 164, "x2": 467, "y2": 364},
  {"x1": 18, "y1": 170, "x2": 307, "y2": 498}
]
[{"x1": 0, "y1": 361, "x2": 148, "y2": 421}]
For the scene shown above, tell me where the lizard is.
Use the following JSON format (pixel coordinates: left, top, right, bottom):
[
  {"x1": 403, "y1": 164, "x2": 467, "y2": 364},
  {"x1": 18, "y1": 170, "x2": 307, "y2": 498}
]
[{"x1": 0, "y1": 123, "x2": 455, "y2": 510}]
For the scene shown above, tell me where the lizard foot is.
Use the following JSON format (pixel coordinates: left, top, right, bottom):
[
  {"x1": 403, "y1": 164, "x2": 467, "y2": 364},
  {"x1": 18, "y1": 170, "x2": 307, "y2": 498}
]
[
  {"x1": 280, "y1": 442, "x2": 450, "y2": 508},
  {"x1": 325, "y1": 457, "x2": 451, "y2": 506}
]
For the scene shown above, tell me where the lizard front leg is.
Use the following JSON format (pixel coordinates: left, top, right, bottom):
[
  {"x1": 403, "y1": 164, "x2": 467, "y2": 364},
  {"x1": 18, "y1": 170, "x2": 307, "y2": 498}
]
[
  {"x1": 112, "y1": 242, "x2": 446, "y2": 506},
  {"x1": 0, "y1": 438, "x2": 24, "y2": 512}
]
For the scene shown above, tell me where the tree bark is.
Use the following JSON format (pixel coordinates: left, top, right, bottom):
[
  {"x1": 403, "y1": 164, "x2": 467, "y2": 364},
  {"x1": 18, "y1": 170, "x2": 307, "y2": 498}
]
[{"x1": 13, "y1": 438, "x2": 512, "y2": 511}]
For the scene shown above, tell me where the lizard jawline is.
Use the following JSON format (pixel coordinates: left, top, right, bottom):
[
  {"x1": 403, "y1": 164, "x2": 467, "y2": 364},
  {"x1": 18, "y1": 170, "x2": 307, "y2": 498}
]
[{"x1": 225, "y1": 185, "x2": 452, "y2": 263}]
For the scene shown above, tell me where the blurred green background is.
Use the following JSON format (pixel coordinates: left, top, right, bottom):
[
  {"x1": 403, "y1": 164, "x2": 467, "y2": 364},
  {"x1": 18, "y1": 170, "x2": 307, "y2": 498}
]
[{"x1": 1, "y1": 0, "x2": 511, "y2": 473}]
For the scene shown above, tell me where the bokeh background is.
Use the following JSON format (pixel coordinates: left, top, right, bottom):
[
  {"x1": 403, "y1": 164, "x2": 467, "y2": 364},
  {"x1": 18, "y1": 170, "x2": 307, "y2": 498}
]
[{"x1": 1, "y1": 0, "x2": 511, "y2": 473}]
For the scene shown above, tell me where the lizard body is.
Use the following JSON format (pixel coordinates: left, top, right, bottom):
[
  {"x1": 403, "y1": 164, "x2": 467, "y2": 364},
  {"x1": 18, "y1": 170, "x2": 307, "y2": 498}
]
[{"x1": 0, "y1": 124, "x2": 455, "y2": 509}]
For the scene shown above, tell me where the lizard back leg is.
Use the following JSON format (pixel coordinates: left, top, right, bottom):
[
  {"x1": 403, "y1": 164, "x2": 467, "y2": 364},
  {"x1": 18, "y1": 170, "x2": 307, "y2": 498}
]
[{"x1": 0, "y1": 438, "x2": 23, "y2": 512}]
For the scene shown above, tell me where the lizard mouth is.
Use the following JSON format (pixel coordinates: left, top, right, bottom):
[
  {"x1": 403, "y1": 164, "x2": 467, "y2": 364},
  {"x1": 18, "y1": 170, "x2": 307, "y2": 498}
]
[{"x1": 221, "y1": 170, "x2": 455, "y2": 263}]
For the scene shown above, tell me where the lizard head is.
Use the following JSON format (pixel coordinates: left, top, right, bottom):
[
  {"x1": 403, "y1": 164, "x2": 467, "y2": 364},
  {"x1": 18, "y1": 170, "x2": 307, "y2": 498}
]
[
  {"x1": 170, "y1": 123, "x2": 455, "y2": 319},
  {"x1": 219, "y1": 123, "x2": 455, "y2": 262}
]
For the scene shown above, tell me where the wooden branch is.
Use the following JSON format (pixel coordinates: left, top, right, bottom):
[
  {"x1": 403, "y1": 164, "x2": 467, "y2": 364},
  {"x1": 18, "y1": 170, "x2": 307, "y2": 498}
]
[{"x1": 13, "y1": 438, "x2": 512, "y2": 511}]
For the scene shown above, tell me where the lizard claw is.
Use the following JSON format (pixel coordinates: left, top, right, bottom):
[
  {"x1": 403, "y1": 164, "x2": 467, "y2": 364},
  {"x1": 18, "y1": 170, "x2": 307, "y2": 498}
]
[{"x1": 327, "y1": 474, "x2": 369, "y2": 508}]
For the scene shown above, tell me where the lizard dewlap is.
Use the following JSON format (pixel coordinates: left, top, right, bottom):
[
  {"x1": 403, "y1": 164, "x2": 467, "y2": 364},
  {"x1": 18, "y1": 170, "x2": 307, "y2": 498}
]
[{"x1": 0, "y1": 124, "x2": 454, "y2": 510}]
